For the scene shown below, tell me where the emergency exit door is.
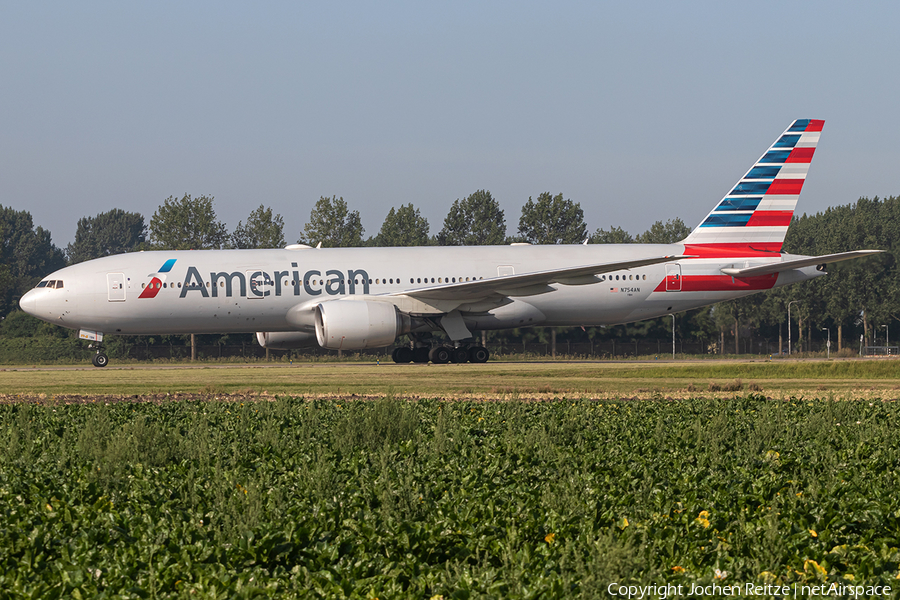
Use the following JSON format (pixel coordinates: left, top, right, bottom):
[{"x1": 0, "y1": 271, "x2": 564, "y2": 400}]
[{"x1": 107, "y1": 273, "x2": 126, "y2": 301}]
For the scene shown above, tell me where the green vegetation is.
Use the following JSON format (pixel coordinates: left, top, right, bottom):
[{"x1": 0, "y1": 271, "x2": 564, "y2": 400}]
[{"x1": 1, "y1": 395, "x2": 898, "y2": 597}]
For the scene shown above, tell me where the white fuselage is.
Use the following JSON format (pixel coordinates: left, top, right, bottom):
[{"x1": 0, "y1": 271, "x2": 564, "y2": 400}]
[{"x1": 19, "y1": 244, "x2": 823, "y2": 340}]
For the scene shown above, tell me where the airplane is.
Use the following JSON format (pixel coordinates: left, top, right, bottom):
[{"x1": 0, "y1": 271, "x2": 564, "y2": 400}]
[{"x1": 19, "y1": 119, "x2": 881, "y2": 367}]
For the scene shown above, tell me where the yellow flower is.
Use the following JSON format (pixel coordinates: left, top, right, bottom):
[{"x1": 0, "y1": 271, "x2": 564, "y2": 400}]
[
  {"x1": 672, "y1": 566, "x2": 685, "y2": 573},
  {"x1": 809, "y1": 529, "x2": 817, "y2": 537},
  {"x1": 695, "y1": 511, "x2": 710, "y2": 528},
  {"x1": 544, "y1": 533, "x2": 556, "y2": 544}
]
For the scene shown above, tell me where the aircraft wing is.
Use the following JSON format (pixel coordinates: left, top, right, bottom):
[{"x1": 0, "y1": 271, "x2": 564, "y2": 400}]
[
  {"x1": 399, "y1": 254, "x2": 689, "y2": 301},
  {"x1": 720, "y1": 250, "x2": 884, "y2": 277}
]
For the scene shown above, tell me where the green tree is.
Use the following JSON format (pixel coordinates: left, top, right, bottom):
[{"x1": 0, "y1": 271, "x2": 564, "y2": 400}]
[
  {"x1": 635, "y1": 218, "x2": 692, "y2": 244},
  {"x1": 590, "y1": 226, "x2": 634, "y2": 244},
  {"x1": 149, "y1": 194, "x2": 228, "y2": 250},
  {"x1": 0, "y1": 205, "x2": 66, "y2": 317},
  {"x1": 66, "y1": 209, "x2": 146, "y2": 264},
  {"x1": 299, "y1": 196, "x2": 365, "y2": 248},
  {"x1": 231, "y1": 204, "x2": 285, "y2": 249},
  {"x1": 517, "y1": 192, "x2": 587, "y2": 244},
  {"x1": 437, "y1": 190, "x2": 506, "y2": 246},
  {"x1": 374, "y1": 204, "x2": 430, "y2": 247}
]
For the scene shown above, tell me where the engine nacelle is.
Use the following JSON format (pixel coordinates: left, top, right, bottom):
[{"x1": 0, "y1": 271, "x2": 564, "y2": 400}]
[
  {"x1": 256, "y1": 331, "x2": 318, "y2": 349},
  {"x1": 315, "y1": 300, "x2": 407, "y2": 350}
]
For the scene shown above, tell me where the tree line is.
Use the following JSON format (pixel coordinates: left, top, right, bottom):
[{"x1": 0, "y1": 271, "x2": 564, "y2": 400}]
[{"x1": 1, "y1": 192, "x2": 897, "y2": 356}]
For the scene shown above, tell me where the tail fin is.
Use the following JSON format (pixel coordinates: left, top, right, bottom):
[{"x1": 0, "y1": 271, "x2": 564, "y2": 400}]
[{"x1": 681, "y1": 119, "x2": 823, "y2": 255}]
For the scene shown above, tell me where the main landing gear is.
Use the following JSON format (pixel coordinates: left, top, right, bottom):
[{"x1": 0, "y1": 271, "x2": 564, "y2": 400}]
[{"x1": 391, "y1": 344, "x2": 489, "y2": 364}]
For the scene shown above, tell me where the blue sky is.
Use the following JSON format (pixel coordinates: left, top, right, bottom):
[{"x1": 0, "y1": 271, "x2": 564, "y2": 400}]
[{"x1": 3, "y1": 1, "x2": 899, "y2": 246}]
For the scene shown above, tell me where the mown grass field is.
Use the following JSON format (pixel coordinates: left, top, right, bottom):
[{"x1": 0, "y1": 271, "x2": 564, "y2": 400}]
[
  {"x1": 3, "y1": 359, "x2": 900, "y2": 399},
  {"x1": 2, "y1": 361, "x2": 899, "y2": 598}
]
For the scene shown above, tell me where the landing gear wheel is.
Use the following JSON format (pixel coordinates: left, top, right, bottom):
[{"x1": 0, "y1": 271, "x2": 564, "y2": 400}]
[
  {"x1": 412, "y1": 347, "x2": 430, "y2": 363},
  {"x1": 468, "y1": 345, "x2": 489, "y2": 363},
  {"x1": 394, "y1": 346, "x2": 413, "y2": 363},
  {"x1": 429, "y1": 346, "x2": 451, "y2": 364},
  {"x1": 450, "y1": 347, "x2": 470, "y2": 363},
  {"x1": 92, "y1": 353, "x2": 109, "y2": 368}
]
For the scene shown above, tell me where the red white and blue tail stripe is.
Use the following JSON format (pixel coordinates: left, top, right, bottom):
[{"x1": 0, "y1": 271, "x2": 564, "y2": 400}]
[{"x1": 682, "y1": 119, "x2": 823, "y2": 255}]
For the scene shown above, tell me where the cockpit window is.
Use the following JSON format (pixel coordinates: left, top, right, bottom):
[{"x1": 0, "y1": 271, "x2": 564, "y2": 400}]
[
  {"x1": 37, "y1": 280, "x2": 63, "y2": 289},
  {"x1": 37, "y1": 281, "x2": 49, "y2": 288},
  {"x1": 55, "y1": 280, "x2": 64, "y2": 289}
]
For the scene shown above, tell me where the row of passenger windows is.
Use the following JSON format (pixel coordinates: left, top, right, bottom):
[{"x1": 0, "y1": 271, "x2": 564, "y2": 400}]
[
  {"x1": 602, "y1": 274, "x2": 647, "y2": 281},
  {"x1": 141, "y1": 276, "x2": 487, "y2": 289},
  {"x1": 37, "y1": 280, "x2": 64, "y2": 289},
  {"x1": 138, "y1": 274, "x2": 647, "y2": 290}
]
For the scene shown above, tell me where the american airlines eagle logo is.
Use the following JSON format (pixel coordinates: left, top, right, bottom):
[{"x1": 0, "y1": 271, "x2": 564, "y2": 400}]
[{"x1": 138, "y1": 259, "x2": 177, "y2": 299}]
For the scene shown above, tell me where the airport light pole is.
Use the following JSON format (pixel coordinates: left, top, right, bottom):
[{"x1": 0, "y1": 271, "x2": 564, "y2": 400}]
[
  {"x1": 787, "y1": 301, "x2": 799, "y2": 356},
  {"x1": 670, "y1": 314, "x2": 675, "y2": 359},
  {"x1": 822, "y1": 327, "x2": 830, "y2": 359},
  {"x1": 883, "y1": 324, "x2": 889, "y2": 355}
]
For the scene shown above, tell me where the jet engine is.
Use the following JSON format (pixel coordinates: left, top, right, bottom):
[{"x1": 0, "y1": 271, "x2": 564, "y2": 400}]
[
  {"x1": 256, "y1": 331, "x2": 317, "y2": 349},
  {"x1": 314, "y1": 300, "x2": 410, "y2": 350}
]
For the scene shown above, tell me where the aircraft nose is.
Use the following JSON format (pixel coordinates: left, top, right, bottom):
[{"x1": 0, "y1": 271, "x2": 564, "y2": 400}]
[{"x1": 19, "y1": 289, "x2": 39, "y2": 316}]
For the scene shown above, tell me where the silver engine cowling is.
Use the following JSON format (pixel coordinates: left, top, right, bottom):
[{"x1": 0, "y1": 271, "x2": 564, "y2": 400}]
[
  {"x1": 256, "y1": 331, "x2": 318, "y2": 349},
  {"x1": 314, "y1": 300, "x2": 410, "y2": 350}
]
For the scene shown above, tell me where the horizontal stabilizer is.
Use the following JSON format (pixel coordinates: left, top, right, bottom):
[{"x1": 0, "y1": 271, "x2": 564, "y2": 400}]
[
  {"x1": 403, "y1": 254, "x2": 689, "y2": 301},
  {"x1": 720, "y1": 250, "x2": 883, "y2": 277}
]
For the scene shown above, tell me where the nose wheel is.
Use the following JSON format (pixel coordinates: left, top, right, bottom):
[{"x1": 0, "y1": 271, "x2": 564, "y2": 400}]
[{"x1": 87, "y1": 342, "x2": 109, "y2": 367}]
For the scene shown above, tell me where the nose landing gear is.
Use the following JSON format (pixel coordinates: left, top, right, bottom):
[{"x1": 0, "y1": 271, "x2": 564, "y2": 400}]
[{"x1": 87, "y1": 343, "x2": 109, "y2": 368}]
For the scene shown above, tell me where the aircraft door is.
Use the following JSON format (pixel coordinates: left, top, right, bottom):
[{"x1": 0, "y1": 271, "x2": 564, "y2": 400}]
[
  {"x1": 665, "y1": 264, "x2": 682, "y2": 292},
  {"x1": 246, "y1": 270, "x2": 273, "y2": 299},
  {"x1": 107, "y1": 273, "x2": 126, "y2": 301}
]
